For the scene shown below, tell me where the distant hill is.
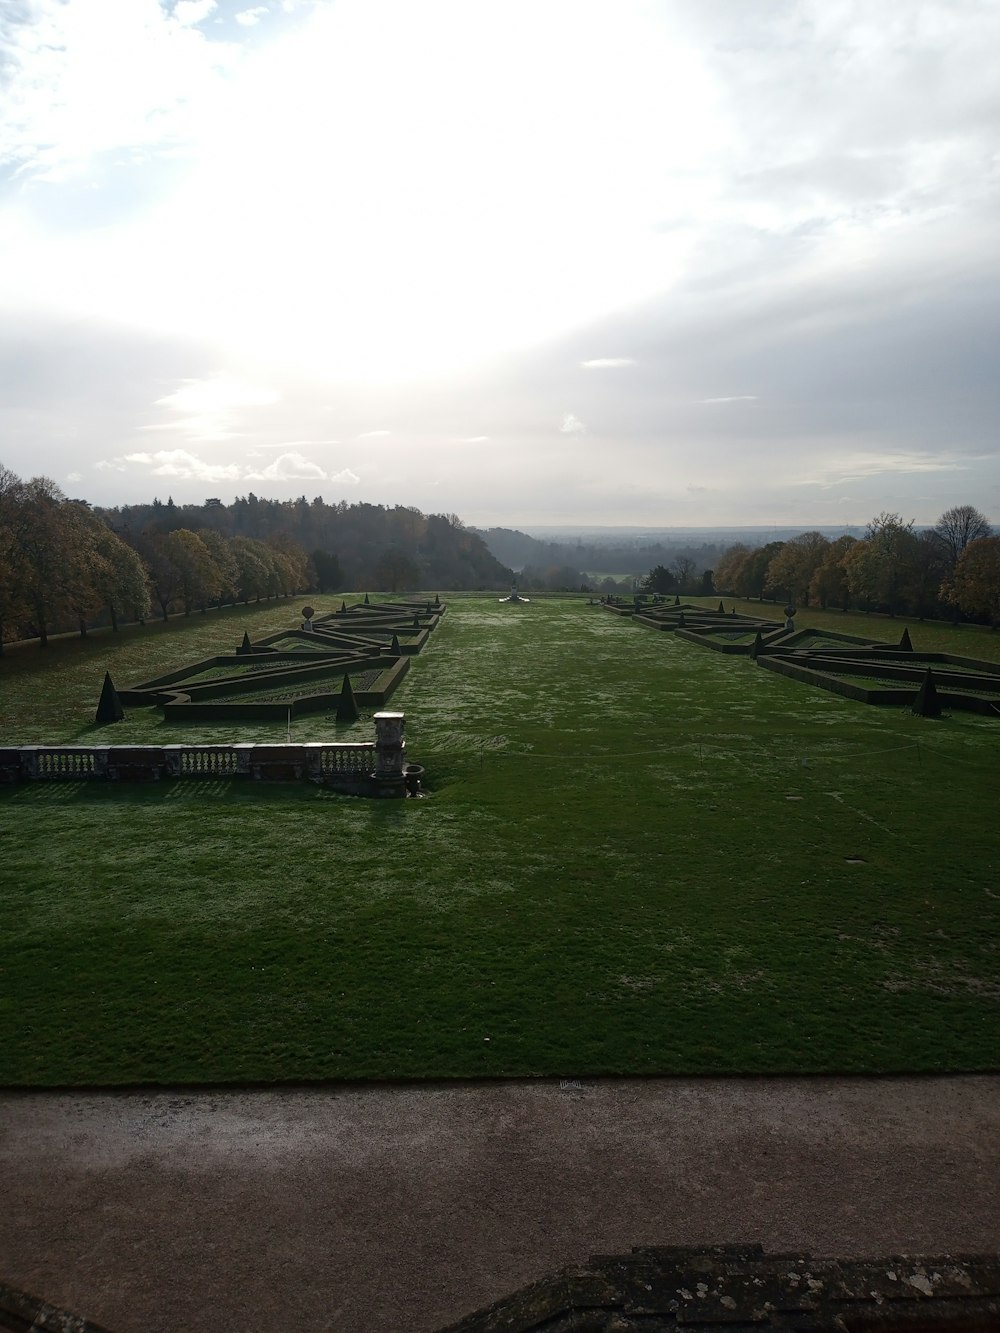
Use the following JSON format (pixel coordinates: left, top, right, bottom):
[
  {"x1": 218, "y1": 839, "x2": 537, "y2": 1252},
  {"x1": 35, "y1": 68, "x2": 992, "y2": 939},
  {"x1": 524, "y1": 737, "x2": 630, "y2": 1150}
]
[
  {"x1": 506, "y1": 524, "x2": 867, "y2": 545},
  {"x1": 471, "y1": 525, "x2": 851, "y2": 577}
]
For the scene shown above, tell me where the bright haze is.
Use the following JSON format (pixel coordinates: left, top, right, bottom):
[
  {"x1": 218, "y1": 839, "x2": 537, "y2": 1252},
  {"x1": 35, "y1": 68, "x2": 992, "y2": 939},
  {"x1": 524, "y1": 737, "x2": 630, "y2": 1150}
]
[{"x1": 2, "y1": 0, "x2": 998, "y2": 527}]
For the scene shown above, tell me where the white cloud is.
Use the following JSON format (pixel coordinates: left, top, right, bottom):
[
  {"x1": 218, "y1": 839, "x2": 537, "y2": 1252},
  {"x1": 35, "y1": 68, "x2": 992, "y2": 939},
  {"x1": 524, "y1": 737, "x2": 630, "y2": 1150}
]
[
  {"x1": 581, "y1": 358, "x2": 635, "y2": 369},
  {"x1": 357, "y1": 429, "x2": 391, "y2": 438},
  {"x1": 0, "y1": 0, "x2": 241, "y2": 181},
  {"x1": 248, "y1": 439, "x2": 341, "y2": 452},
  {"x1": 123, "y1": 449, "x2": 242, "y2": 481},
  {"x1": 797, "y1": 452, "x2": 973, "y2": 487},
  {"x1": 698, "y1": 395, "x2": 758, "y2": 404},
  {"x1": 245, "y1": 451, "x2": 326, "y2": 481},
  {"x1": 173, "y1": 0, "x2": 217, "y2": 25},
  {"x1": 139, "y1": 416, "x2": 241, "y2": 442},
  {"x1": 140, "y1": 375, "x2": 280, "y2": 441},
  {"x1": 66, "y1": 470, "x2": 83, "y2": 483},
  {"x1": 154, "y1": 377, "x2": 280, "y2": 413},
  {"x1": 98, "y1": 446, "x2": 356, "y2": 487},
  {"x1": 459, "y1": 435, "x2": 490, "y2": 443},
  {"x1": 235, "y1": 6, "x2": 270, "y2": 26},
  {"x1": 559, "y1": 413, "x2": 586, "y2": 434}
]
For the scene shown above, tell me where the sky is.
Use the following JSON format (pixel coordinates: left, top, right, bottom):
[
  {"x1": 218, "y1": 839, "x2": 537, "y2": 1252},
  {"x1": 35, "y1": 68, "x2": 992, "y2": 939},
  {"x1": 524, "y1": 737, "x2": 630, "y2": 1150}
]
[{"x1": 2, "y1": 0, "x2": 999, "y2": 528}]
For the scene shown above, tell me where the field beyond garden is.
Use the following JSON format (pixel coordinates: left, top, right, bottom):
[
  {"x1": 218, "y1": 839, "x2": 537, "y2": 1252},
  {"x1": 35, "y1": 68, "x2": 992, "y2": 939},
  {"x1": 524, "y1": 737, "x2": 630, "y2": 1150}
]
[{"x1": 1, "y1": 595, "x2": 998, "y2": 1085}]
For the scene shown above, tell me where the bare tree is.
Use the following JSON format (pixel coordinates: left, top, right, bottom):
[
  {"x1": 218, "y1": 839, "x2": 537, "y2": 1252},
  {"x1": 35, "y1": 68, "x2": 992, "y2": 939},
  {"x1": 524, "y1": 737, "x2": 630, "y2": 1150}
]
[
  {"x1": 934, "y1": 505, "x2": 991, "y2": 570},
  {"x1": 672, "y1": 555, "x2": 697, "y2": 593}
]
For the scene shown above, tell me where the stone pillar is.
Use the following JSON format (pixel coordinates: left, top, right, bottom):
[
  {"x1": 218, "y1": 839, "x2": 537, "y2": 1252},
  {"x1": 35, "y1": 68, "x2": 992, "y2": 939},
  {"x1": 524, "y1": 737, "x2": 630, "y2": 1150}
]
[{"x1": 372, "y1": 711, "x2": 406, "y2": 797}]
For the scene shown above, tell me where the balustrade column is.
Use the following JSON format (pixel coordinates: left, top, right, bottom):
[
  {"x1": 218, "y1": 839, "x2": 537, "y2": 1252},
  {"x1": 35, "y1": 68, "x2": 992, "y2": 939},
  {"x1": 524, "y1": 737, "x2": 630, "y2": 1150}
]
[{"x1": 373, "y1": 711, "x2": 406, "y2": 797}]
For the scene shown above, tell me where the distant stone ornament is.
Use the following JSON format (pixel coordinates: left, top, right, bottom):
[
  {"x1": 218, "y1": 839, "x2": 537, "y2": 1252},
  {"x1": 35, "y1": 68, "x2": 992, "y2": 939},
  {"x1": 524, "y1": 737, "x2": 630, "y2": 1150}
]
[
  {"x1": 301, "y1": 605, "x2": 315, "y2": 631},
  {"x1": 499, "y1": 581, "x2": 530, "y2": 604}
]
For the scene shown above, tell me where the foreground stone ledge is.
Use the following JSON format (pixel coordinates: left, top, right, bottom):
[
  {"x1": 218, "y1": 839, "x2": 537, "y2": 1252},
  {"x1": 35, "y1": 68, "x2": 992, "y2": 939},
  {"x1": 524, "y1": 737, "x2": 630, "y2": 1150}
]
[
  {"x1": 440, "y1": 1245, "x2": 1000, "y2": 1332},
  {"x1": 0, "y1": 1280, "x2": 112, "y2": 1332},
  {"x1": 4, "y1": 1247, "x2": 1000, "y2": 1332}
]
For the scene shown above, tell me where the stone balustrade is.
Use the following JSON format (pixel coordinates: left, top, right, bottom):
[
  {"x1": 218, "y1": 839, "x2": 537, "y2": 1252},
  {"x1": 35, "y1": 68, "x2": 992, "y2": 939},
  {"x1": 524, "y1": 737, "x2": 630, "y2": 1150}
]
[{"x1": 0, "y1": 718, "x2": 412, "y2": 797}]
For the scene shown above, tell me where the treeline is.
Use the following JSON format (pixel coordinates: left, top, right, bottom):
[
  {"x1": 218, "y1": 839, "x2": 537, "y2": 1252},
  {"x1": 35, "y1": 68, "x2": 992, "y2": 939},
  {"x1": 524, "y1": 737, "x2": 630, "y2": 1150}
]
[
  {"x1": 101, "y1": 495, "x2": 512, "y2": 593},
  {"x1": 0, "y1": 469, "x2": 514, "y2": 650},
  {"x1": 0, "y1": 467, "x2": 311, "y2": 650},
  {"x1": 711, "y1": 506, "x2": 999, "y2": 623}
]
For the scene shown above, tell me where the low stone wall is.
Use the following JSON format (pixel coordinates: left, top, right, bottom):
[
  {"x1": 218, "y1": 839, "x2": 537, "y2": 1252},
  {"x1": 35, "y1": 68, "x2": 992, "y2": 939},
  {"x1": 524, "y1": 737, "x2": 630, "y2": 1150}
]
[{"x1": 0, "y1": 715, "x2": 416, "y2": 798}]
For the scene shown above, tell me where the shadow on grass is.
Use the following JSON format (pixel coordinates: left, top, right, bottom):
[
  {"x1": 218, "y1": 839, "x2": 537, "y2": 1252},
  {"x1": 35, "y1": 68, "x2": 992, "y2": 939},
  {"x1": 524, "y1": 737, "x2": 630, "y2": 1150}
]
[{"x1": 0, "y1": 781, "x2": 368, "y2": 809}]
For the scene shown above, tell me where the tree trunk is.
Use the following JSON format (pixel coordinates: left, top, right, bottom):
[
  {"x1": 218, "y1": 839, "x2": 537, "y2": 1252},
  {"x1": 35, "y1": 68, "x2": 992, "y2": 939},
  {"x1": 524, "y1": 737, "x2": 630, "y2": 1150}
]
[
  {"x1": 78, "y1": 617, "x2": 88, "y2": 639},
  {"x1": 109, "y1": 604, "x2": 119, "y2": 632}
]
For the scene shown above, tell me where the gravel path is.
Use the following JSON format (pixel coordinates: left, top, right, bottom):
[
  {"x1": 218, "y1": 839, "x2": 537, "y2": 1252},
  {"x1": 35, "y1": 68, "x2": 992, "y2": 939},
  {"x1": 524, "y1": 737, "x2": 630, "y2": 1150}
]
[{"x1": 2, "y1": 1076, "x2": 999, "y2": 1332}]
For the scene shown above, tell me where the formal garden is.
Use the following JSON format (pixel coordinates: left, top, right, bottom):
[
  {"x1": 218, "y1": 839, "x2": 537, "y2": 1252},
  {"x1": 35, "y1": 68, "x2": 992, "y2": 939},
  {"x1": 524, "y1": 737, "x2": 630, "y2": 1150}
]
[{"x1": 1, "y1": 594, "x2": 998, "y2": 1085}]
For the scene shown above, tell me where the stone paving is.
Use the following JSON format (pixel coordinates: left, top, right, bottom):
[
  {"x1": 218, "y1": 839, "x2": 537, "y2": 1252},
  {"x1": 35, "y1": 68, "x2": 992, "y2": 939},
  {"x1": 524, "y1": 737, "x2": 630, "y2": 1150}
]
[{"x1": 2, "y1": 1076, "x2": 999, "y2": 1332}]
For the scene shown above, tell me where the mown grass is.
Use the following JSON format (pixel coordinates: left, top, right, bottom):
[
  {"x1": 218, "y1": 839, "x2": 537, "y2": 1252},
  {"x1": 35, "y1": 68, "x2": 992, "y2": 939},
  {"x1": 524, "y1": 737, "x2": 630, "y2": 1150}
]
[{"x1": 1, "y1": 595, "x2": 998, "y2": 1085}]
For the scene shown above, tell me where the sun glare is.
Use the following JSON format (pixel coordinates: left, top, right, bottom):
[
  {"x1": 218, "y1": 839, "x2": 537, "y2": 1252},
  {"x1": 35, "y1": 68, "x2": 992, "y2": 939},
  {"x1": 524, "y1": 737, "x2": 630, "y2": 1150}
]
[{"x1": 50, "y1": 0, "x2": 722, "y2": 379}]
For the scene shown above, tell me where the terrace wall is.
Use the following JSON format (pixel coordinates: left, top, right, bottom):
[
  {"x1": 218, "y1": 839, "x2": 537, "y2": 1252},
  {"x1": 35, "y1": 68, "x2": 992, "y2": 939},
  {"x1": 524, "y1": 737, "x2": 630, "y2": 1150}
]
[{"x1": 0, "y1": 739, "x2": 411, "y2": 797}]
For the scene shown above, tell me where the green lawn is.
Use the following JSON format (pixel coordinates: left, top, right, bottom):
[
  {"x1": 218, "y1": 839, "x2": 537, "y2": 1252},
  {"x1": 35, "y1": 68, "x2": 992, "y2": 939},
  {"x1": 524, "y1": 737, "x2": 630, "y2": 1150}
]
[{"x1": 2, "y1": 595, "x2": 998, "y2": 1085}]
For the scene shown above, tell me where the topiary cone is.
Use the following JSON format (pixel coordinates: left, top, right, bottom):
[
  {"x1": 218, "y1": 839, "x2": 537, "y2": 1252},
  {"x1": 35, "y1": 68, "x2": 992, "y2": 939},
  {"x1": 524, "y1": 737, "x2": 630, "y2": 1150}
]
[
  {"x1": 95, "y1": 671, "x2": 124, "y2": 724},
  {"x1": 899, "y1": 627, "x2": 913, "y2": 651},
  {"x1": 912, "y1": 666, "x2": 942, "y2": 718},
  {"x1": 336, "y1": 673, "x2": 360, "y2": 723}
]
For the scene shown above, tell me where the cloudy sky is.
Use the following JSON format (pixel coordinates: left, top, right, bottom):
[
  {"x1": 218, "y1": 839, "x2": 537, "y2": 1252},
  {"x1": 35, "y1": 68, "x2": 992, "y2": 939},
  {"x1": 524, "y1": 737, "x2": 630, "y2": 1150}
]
[{"x1": 2, "y1": 0, "x2": 999, "y2": 527}]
